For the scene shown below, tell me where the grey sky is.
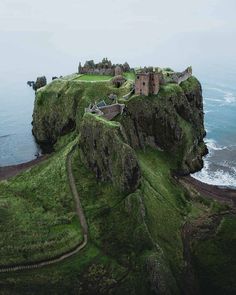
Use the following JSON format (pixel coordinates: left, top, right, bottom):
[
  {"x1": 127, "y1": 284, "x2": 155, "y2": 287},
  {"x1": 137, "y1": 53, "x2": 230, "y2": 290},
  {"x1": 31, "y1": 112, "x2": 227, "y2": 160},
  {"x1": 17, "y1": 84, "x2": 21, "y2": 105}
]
[{"x1": 0, "y1": 0, "x2": 236, "y2": 80}]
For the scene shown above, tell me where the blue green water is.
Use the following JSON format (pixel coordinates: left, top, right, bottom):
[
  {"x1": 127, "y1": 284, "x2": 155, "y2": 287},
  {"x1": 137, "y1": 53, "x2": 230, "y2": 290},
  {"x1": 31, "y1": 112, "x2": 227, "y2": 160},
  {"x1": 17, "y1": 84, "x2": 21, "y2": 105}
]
[
  {"x1": 0, "y1": 80, "x2": 40, "y2": 166},
  {"x1": 193, "y1": 67, "x2": 236, "y2": 188},
  {"x1": 0, "y1": 69, "x2": 235, "y2": 188}
]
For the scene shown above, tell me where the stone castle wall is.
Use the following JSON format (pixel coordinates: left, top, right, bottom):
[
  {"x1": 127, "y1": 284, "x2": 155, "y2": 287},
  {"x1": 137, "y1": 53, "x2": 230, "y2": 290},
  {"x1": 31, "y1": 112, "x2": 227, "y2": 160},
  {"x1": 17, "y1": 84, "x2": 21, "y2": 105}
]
[
  {"x1": 78, "y1": 59, "x2": 130, "y2": 76},
  {"x1": 135, "y1": 73, "x2": 160, "y2": 96}
]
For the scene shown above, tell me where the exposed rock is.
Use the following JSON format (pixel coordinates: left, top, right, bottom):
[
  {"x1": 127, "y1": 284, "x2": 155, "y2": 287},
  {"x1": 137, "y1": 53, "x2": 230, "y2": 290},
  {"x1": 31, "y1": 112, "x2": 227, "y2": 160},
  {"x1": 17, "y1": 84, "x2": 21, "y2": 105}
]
[
  {"x1": 32, "y1": 79, "x2": 81, "y2": 147},
  {"x1": 119, "y1": 77, "x2": 207, "y2": 174},
  {"x1": 79, "y1": 113, "x2": 141, "y2": 194},
  {"x1": 34, "y1": 76, "x2": 47, "y2": 91}
]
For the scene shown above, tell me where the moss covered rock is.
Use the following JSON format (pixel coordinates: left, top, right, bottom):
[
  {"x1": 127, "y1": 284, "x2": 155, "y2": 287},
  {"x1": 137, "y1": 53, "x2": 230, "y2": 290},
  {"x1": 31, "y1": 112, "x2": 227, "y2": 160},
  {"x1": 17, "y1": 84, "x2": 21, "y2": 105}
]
[
  {"x1": 79, "y1": 113, "x2": 141, "y2": 194},
  {"x1": 119, "y1": 77, "x2": 207, "y2": 174},
  {"x1": 32, "y1": 77, "x2": 132, "y2": 150}
]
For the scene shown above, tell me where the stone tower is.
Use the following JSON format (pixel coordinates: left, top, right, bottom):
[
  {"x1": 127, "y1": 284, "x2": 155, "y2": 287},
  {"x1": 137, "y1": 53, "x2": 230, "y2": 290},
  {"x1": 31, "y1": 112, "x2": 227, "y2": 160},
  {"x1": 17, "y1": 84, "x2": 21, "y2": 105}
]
[{"x1": 135, "y1": 72, "x2": 160, "y2": 96}]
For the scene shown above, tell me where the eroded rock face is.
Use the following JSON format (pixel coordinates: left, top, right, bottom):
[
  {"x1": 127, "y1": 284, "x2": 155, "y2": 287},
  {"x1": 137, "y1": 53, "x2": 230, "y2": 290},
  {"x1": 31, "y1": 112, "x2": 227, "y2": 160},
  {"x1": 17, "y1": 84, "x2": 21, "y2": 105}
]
[
  {"x1": 34, "y1": 76, "x2": 47, "y2": 91},
  {"x1": 79, "y1": 113, "x2": 141, "y2": 194},
  {"x1": 119, "y1": 77, "x2": 207, "y2": 174}
]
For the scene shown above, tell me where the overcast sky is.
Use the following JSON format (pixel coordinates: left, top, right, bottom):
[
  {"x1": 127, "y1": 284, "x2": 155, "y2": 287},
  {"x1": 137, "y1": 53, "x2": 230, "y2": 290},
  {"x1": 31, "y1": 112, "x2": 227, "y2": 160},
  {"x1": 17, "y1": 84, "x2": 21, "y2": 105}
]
[{"x1": 0, "y1": 0, "x2": 236, "y2": 80}]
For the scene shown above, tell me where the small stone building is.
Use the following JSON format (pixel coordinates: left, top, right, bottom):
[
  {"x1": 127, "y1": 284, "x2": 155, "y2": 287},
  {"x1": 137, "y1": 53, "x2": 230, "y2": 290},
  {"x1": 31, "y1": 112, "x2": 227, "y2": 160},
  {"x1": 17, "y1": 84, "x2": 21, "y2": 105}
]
[
  {"x1": 135, "y1": 72, "x2": 160, "y2": 96},
  {"x1": 112, "y1": 75, "x2": 126, "y2": 88},
  {"x1": 115, "y1": 66, "x2": 123, "y2": 76}
]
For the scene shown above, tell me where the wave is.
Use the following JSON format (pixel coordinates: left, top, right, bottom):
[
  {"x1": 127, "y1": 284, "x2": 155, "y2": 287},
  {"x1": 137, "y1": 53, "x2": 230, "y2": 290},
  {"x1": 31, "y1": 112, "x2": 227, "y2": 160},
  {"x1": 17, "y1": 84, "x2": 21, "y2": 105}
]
[
  {"x1": 193, "y1": 160, "x2": 236, "y2": 188},
  {"x1": 0, "y1": 134, "x2": 14, "y2": 139},
  {"x1": 224, "y1": 92, "x2": 236, "y2": 104},
  {"x1": 205, "y1": 87, "x2": 236, "y2": 106},
  {"x1": 206, "y1": 138, "x2": 228, "y2": 152},
  {"x1": 204, "y1": 97, "x2": 222, "y2": 103}
]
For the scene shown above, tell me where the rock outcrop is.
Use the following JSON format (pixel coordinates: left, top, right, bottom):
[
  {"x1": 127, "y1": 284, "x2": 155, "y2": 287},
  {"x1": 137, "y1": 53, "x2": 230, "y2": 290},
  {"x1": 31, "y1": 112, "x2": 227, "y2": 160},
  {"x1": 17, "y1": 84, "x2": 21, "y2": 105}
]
[
  {"x1": 79, "y1": 113, "x2": 141, "y2": 194},
  {"x1": 32, "y1": 74, "x2": 207, "y2": 174},
  {"x1": 119, "y1": 77, "x2": 207, "y2": 174}
]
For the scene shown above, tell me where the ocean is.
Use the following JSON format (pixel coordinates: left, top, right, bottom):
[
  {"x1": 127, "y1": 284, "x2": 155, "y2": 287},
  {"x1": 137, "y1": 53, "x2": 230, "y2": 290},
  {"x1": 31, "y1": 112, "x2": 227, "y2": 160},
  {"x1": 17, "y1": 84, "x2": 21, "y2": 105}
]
[
  {"x1": 0, "y1": 68, "x2": 235, "y2": 188},
  {"x1": 193, "y1": 67, "x2": 236, "y2": 188},
  {"x1": 0, "y1": 80, "x2": 40, "y2": 166}
]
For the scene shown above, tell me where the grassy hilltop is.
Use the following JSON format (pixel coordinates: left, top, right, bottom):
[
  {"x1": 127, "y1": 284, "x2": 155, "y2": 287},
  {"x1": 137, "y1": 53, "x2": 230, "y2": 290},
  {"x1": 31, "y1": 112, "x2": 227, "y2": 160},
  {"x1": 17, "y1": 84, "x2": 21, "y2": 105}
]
[{"x1": 0, "y1": 72, "x2": 236, "y2": 295}]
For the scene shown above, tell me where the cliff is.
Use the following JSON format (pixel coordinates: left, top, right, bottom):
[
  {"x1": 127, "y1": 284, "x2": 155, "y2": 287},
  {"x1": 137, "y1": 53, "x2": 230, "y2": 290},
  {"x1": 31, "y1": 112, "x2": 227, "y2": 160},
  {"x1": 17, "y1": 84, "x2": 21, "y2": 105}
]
[
  {"x1": 3, "y1": 71, "x2": 234, "y2": 295},
  {"x1": 79, "y1": 113, "x2": 141, "y2": 194},
  {"x1": 120, "y1": 77, "x2": 207, "y2": 174},
  {"x1": 32, "y1": 75, "x2": 207, "y2": 175}
]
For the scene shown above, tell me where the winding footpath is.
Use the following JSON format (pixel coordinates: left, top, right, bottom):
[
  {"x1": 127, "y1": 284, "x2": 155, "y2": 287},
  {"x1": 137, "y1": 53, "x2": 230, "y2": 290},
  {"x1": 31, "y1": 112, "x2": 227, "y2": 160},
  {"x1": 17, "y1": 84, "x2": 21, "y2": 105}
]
[{"x1": 0, "y1": 144, "x2": 88, "y2": 273}]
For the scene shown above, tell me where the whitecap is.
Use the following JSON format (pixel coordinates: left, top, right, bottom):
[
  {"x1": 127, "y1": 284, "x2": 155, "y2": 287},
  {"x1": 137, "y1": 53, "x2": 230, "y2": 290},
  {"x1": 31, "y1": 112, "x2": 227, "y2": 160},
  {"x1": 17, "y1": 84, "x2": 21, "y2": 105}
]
[
  {"x1": 205, "y1": 138, "x2": 228, "y2": 151},
  {"x1": 223, "y1": 92, "x2": 236, "y2": 104},
  {"x1": 204, "y1": 87, "x2": 236, "y2": 105},
  {"x1": 204, "y1": 97, "x2": 222, "y2": 103},
  {"x1": 193, "y1": 160, "x2": 236, "y2": 188}
]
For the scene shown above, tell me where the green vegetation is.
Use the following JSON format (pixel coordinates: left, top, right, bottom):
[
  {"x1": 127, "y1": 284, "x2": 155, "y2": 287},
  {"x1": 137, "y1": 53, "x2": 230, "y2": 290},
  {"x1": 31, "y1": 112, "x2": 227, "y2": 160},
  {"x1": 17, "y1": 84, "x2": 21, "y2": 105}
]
[
  {"x1": 0, "y1": 136, "x2": 82, "y2": 265},
  {"x1": 77, "y1": 74, "x2": 112, "y2": 81},
  {"x1": 123, "y1": 71, "x2": 136, "y2": 81},
  {"x1": 191, "y1": 215, "x2": 236, "y2": 294},
  {"x1": 83, "y1": 112, "x2": 121, "y2": 129},
  {"x1": 1, "y1": 72, "x2": 235, "y2": 294},
  {"x1": 33, "y1": 77, "x2": 133, "y2": 144}
]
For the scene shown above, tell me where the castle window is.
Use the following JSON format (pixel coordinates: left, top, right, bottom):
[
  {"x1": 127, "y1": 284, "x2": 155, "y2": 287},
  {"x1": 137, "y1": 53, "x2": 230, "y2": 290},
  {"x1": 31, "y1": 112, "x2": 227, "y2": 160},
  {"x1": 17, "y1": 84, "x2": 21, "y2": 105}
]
[
  {"x1": 137, "y1": 76, "x2": 139, "y2": 79},
  {"x1": 143, "y1": 82, "x2": 145, "y2": 86}
]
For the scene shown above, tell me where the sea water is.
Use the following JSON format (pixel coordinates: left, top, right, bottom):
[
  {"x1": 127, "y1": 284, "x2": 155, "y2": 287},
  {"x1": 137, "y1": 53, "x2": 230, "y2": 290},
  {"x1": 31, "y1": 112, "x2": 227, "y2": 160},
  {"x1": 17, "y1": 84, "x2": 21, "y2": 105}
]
[
  {"x1": 0, "y1": 80, "x2": 40, "y2": 166},
  {"x1": 193, "y1": 67, "x2": 236, "y2": 188},
  {"x1": 0, "y1": 69, "x2": 235, "y2": 188}
]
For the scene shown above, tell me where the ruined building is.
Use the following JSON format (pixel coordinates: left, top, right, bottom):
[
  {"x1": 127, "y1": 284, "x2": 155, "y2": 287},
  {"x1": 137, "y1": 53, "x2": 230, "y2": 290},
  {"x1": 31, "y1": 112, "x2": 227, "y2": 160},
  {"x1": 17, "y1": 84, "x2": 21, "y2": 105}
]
[
  {"x1": 78, "y1": 58, "x2": 130, "y2": 76},
  {"x1": 135, "y1": 66, "x2": 192, "y2": 96},
  {"x1": 135, "y1": 72, "x2": 161, "y2": 96},
  {"x1": 164, "y1": 66, "x2": 192, "y2": 84}
]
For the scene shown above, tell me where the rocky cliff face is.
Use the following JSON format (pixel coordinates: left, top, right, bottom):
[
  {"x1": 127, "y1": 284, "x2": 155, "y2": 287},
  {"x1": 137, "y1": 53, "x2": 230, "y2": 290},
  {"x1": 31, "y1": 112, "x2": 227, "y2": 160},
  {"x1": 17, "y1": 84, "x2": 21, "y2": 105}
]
[
  {"x1": 32, "y1": 75, "x2": 207, "y2": 175},
  {"x1": 79, "y1": 113, "x2": 141, "y2": 194},
  {"x1": 119, "y1": 77, "x2": 207, "y2": 174}
]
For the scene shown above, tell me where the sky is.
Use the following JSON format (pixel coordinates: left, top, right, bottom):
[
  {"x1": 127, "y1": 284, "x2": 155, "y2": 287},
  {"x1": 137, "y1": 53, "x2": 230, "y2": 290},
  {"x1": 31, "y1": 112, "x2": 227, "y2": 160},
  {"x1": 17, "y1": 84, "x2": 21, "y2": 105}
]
[{"x1": 0, "y1": 0, "x2": 236, "y2": 81}]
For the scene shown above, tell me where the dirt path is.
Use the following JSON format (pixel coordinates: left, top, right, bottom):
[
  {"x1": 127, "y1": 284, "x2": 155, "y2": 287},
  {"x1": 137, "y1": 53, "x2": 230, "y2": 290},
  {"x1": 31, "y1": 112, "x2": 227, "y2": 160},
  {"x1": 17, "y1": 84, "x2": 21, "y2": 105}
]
[
  {"x1": 178, "y1": 175, "x2": 236, "y2": 208},
  {"x1": 0, "y1": 144, "x2": 88, "y2": 273}
]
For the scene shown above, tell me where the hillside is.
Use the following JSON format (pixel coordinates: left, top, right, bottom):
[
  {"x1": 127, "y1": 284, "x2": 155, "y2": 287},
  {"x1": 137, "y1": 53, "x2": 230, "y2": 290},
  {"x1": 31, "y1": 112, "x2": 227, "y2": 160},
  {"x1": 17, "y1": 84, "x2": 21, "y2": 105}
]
[{"x1": 0, "y1": 72, "x2": 235, "y2": 295}]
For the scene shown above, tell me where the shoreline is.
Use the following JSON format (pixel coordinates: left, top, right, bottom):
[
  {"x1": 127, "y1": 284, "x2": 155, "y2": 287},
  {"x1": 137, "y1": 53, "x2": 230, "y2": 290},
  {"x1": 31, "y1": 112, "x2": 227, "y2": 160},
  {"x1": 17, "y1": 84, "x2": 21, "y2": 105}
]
[
  {"x1": 1, "y1": 157, "x2": 236, "y2": 208},
  {"x1": 178, "y1": 175, "x2": 236, "y2": 207},
  {"x1": 0, "y1": 155, "x2": 48, "y2": 181}
]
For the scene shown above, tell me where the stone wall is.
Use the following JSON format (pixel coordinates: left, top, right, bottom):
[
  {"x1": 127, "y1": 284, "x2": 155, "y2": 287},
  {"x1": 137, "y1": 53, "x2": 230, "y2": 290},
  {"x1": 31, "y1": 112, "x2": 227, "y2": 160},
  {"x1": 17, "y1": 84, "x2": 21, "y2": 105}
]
[
  {"x1": 78, "y1": 59, "x2": 129, "y2": 76},
  {"x1": 135, "y1": 72, "x2": 160, "y2": 96}
]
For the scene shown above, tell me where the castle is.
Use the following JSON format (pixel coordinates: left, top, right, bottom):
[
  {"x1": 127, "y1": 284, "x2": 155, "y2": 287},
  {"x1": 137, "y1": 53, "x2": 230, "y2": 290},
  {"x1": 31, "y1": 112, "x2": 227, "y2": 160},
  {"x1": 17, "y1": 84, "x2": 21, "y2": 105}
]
[
  {"x1": 135, "y1": 66, "x2": 192, "y2": 96},
  {"x1": 78, "y1": 58, "x2": 130, "y2": 76},
  {"x1": 135, "y1": 72, "x2": 162, "y2": 96}
]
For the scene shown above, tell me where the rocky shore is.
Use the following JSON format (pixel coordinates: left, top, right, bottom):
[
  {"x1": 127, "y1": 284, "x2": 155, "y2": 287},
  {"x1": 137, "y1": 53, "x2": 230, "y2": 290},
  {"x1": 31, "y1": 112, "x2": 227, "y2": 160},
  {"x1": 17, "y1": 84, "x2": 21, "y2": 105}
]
[{"x1": 0, "y1": 155, "x2": 47, "y2": 181}]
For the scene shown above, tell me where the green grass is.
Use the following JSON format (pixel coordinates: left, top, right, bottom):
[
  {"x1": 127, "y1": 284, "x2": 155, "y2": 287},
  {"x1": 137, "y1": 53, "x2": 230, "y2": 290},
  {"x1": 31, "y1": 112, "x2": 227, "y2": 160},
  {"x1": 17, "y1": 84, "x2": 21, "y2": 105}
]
[
  {"x1": 192, "y1": 215, "x2": 236, "y2": 294},
  {"x1": 123, "y1": 71, "x2": 136, "y2": 81},
  {"x1": 77, "y1": 74, "x2": 113, "y2": 81},
  {"x1": 137, "y1": 149, "x2": 187, "y2": 278},
  {"x1": 0, "y1": 137, "x2": 82, "y2": 265}
]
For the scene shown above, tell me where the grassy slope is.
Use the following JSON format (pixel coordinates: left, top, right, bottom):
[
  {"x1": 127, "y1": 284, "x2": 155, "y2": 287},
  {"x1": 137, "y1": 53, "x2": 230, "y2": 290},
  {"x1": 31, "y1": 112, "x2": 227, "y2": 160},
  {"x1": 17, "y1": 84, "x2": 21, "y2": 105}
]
[
  {"x1": 191, "y1": 215, "x2": 236, "y2": 294},
  {"x1": 34, "y1": 77, "x2": 133, "y2": 143},
  {"x1": 77, "y1": 75, "x2": 113, "y2": 81},
  {"x1": 123, "y1": 72, "x2": 136, "y2": 81},
  {"x1": 0, "y1": 135, "x2": 82, "y2": 266},
  {"x1": 1, "y1": 76, "x2": 236, "y2": 294},
  {"x1": 0, "y1": 136, "x2": 234, "y2": 294}
]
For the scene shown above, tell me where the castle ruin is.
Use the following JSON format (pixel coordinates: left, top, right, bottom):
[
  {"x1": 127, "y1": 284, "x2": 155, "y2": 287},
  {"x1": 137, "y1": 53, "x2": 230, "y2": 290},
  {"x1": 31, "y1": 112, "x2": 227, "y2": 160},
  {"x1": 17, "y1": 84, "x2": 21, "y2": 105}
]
[
  {"x1": 78, "y1": 58, "x2": 130, "y2": 77},
  {"x1": 135, "y1": 72, "x2": 162, "y2": 96},
  {"x1": 135, "y1": 66, "x2": 192, "y2": 96}
]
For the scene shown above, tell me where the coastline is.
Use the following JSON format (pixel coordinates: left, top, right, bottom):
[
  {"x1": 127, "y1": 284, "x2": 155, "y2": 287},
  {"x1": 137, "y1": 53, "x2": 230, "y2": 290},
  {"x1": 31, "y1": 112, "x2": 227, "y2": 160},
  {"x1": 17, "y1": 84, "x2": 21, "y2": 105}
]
[
  {"x1": 178, "y1": 175, "x2": 236, "y2": 207},
  {"x1": 1, "y1": 156, "x2": 236, "y2": 208},
  {"x1": 0, "y1": 155, "x2": 48, "y2": 181}
]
